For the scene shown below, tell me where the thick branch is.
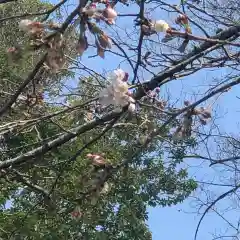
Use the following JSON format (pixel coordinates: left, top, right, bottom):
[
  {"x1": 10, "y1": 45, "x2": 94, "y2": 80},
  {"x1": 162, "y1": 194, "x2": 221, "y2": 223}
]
[
  {"x1": 1, "y1": 26, "x2": 239, "y2": 169},
  {"x1": 0, "y1": 108, "x2": 125, "y2": 169},
  {"x1": 210, "y1": 156, "x2": 240, "y2": 166},
  {"x1": 1, "y1": 72, "x2": 240, "y2": 170},
  {"x1": 11, "y1": 169, "x2": 49, "y2": 197},
  {"x1": 79, "y1": 76, "x2": 240, "y2": 199},
  {"x1": 135, "y1": 25, "x2": 240, "y2": 99},
  {"x1": 49, "y1": 116, "x2": 120, "y2": 196}
]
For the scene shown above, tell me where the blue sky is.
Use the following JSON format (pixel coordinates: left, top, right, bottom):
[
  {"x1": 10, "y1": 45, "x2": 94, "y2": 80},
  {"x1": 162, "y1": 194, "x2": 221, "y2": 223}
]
[
  {"x1": 148, "y1": 68, "x2": 240, "y2": 240},
  {"x1": 45, "y1": 0, "x2": 240, "y2": 239}
]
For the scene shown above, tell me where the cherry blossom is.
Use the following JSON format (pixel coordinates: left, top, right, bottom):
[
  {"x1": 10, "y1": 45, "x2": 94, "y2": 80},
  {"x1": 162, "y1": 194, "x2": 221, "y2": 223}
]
[
  {"x1": 86, "y1": 153, "x2": 106, "y2": 166},
  {"x1": 70, "y1": 206, "x2": 82, "y2": 219},
  {"x1": 175, "y1": 14, "x2": 192, "y2": 34},
  {"x1": 152, "y1": 20, "x2": 169, "y2": 32},
  {"x1": 82, "y1": 3, "x2": 98, "y2": 17},
  {"x1": 19, "y1": 19, "x2": 44, "y2": 37},
  {"x1": 19, "y1": 19, "x2": 35, "y2": 32},
  {"x1": 76, "y1": 35, "x2": 88, "y2": 56},
  {"x1": 155, "y1": 87, "x2": 161, "y2": 93},
  {"x1": 99, "y1": 69, "x2": 136, "y2": 111},
  {"x1": 96, "y1": 32, "x2": 112, "y2": 58},
  {"x1": 103, "y1": 5, "x2": 118, "y2": 24}
]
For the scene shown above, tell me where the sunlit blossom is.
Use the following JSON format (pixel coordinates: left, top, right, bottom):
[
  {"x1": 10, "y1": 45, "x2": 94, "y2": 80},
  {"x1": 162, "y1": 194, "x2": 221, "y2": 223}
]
[
  {"x1": 155, "y1": 87, "x2": 160, "y2": 93},
  {"x1": 103, "y1": 6, "x2": 118, "y2": 24},
  {"x1": 153, "y1": 20, "x2": 169, "y2": 32},
  {"x1": 99, "y1": 69, "x2": 135, "y2": 108},
  {"x1": 86, "y1": 153, "x2": 106, "y2": 166},
  {"x1": 82, "y1": 3, "x2": 98, "y2": 17},
  {"x1": 19, "y1": 19, "x2": 34, "y2": 32},
  {"x1": 19, "y1": 19, "x2": 44, "y2": 37}
]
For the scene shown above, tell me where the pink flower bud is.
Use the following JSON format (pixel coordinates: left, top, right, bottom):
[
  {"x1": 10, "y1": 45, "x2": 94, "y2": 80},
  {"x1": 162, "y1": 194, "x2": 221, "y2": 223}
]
[
  {"x1": 76, "y1": 35, "x2": 88, "y2": 56},
  {"x1": 86, "y1": 153, "x2": 93, "y2": 158},
  {"x1": 92, "y1": 157, "x2": 106, "y2": 166},
  {"x1": 155, "y1": 87, "x2": 160, "y2": 93},
  {"x1": 71, "y1": 210, "x2": 82, "y2": 218},
  {"x1": 7, "y1": 47, "x2": 16, "y2": 53},
  {"x1": 90, "y1": 3, "x2": 97, "y2": 8},
  {"x1": 97, "y1": 33, "x2": 112, "y2": 49},
  {"x1": 82, "y1": 4, "x2": 97, "y2": 17},
  {"x1": 103, "y1": 6, "x2": 117, "y2": 19}
]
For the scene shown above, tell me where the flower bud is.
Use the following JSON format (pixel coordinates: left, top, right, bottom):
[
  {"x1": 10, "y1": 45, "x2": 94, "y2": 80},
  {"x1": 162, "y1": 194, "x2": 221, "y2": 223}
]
[
  {"x1": 92, "y1": 154, "x2": 106, "y2": 166},
  {"x1": 153, "y1": 20, "x2": 169, "y2": 32},
  {"x1": 103, "y1": 6, "x2": 117, "y2": 19},
  {"x1": 98, "y1": 33, "x2": 112, "y2": 49},
  {"x1": 19, "y1": 19, "x2": 33, "y2": 32},
  {"x1": 141, "y1": 24, "x2": 151, "y2": 34},
  {"x1": 126, "y1": 91, "x2": 132, "y2": 96},
  {"x1": 76, "y1": 35, "x2": 88, "y2": 56},
  {"x1": 71, "y1": 206, "x2": 82, "y2": 219},
  {"x1": 82, "y1": 4, "x2": 97, "y2": 17},
  {"x1": 175, "y1": 14, "x2": 188, "y2": 25},
  {"x1": 155, "y1": 87, "x2": 160, "y2": 93},
  {"x1": 147, "y1": 90, "x2": 152, "y2": 95}
]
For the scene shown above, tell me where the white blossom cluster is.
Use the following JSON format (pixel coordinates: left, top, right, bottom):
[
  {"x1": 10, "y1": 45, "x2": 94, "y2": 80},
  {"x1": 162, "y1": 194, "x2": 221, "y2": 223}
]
[{"x1": 99, "y1": 69, "x2": 136, "y2": 112}]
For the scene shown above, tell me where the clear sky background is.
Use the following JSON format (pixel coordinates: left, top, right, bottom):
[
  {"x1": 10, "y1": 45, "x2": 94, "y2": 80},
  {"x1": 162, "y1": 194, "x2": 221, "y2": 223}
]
[{"x1": 46, "y1": 0, "x2": 240, "y2": 239}]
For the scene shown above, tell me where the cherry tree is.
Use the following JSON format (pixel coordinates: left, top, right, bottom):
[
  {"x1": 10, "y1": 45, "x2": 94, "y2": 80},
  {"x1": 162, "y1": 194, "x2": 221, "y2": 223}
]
[{"x1": 0, "y1": 0, "x2": 239, "y2": 239}]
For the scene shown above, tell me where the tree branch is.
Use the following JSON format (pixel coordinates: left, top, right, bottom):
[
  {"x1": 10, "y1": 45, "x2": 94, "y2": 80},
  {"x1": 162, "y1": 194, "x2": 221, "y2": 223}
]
[
  {"x1": 10, "y1": 169, "x2": 49, "y2": 197},
  {"x1": 135, "y1": 25, "x2": 240, "y2": 99},
  {"x1": 194, "y1": 184, "x2": 240, "y2": 240},
  {"x1": 0, "y1": 108, "x2": 125, "y2": 169}
]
